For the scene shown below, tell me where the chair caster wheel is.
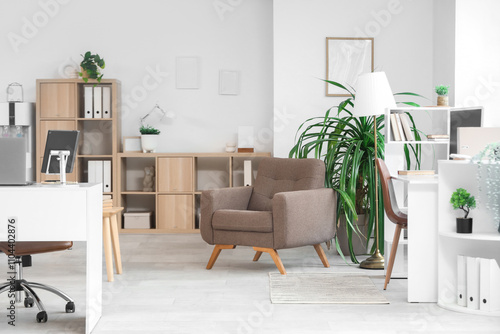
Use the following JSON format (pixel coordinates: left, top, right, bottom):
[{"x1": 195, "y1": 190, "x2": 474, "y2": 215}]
[
  {"x1": 36, "y1": 311, "x2": 48, "y2": 323},
  {"x1": 65, "y1": 301, "x2": 75, "y2": 313},
  {"x1": 24, "y1": 297, "x2": 34, "y2": 308}
]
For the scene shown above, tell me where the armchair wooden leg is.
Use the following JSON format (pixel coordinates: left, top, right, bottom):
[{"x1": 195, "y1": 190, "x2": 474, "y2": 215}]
[
  {"x1": 253, "y1": 251, "x2": 263, "y2": 262},
  {"x1": 253, "y1": 247, "x2": 287, "y2": 275},
  {"x1": 313, "y1": 244, "x2": 330, "y2": 268},
  {"x1": 384, "y1": 225, "x2": 403, "y2": 290},
  {"x1": 206, "y1": 245, "x2": 235, "y2": 270}
]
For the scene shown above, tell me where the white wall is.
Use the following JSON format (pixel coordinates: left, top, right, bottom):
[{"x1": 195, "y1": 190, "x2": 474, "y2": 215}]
[
  {"x1": 0, "y1": 0, "x2": 273, "y2": 153},
  {"x1": 273, "y1": 0, "x2": 434, "y2": 157},
  {"x1": 455, "y1": 0, "x2": 500, "y2": 126}
]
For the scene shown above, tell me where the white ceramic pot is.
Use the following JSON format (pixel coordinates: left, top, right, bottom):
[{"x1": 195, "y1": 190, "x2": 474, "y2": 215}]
[{"x1": 141, "y1": 134, "x2": 159, "y2": 153}]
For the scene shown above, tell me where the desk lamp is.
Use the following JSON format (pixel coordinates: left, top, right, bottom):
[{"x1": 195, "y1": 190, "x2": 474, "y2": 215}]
[{"x1": 352, "y1": 72, "x2": 396, "y2": 269}]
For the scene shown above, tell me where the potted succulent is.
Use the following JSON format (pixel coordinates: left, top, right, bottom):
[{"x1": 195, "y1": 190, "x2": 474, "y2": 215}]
[
  {"x1": 79, "y1": 51, "x2": 105, "y2": 83},
  {"x1": 140, "y1": 125, "x2": 161, "y2": 153},
  {"x1": 435, "y1": 85, "x2": 449, "y2": 106},
  {"x1": 450, "y1": 187, "x2": 476, "y2": 233}
]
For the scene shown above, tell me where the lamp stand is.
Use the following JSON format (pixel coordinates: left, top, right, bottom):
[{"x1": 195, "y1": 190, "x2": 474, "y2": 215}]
[{"x1": 360, "y1": 115, "x2": 385, "y2": 269}]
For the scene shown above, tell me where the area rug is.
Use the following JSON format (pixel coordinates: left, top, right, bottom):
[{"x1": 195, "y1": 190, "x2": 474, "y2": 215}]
[{"x1": 269, "y1": 273, "x2": 389, "y2": 304}]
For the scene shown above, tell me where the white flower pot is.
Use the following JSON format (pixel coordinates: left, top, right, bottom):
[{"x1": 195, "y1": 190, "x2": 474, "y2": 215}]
[{"x1": 141, "y1": 134, "x2": 159, "y2": 153}]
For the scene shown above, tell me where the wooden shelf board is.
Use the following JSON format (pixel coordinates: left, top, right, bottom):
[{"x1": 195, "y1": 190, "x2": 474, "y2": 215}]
[
  {"x1": 118, "y1": 152, "x2": 272, "y2": 158},
  {"x1": 119, "y1": 228, "x2": 200, "y2": 234},
  {"x1": 121, "y1": 191, "x2": 156, "y2": 195},
  {"x1": 76, "y1": 118, "x2": 114, "y2": 121},
  {"x1": 78, "y1": 155, "x2": 113, "y2": 158}
]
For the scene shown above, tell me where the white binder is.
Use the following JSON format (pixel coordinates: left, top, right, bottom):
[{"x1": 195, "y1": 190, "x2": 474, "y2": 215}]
[
  {"x1": 93, "y1": 86, "x2": 102, "y2": 118},
  {"x1": 103, "y1": 160, "x2": 111, "y2": 193},
  {"x1": 457, "y1": 255, "x2": 467, "y2": 307},
  {"x1": 102, "y1": 86, "x2": 111, "y2": 118},
  {"x1": 88, "y1": 161, "x2": 96, "y2": 183},
  {"x1": 95, "y1": 160, "x2": 103, "y2": 188},
  {"x1": 480, "y1": 258, "x2": 500, "y2": 312},
  {"x1": 466, "y1": 256, "x2": 480, "y2": 310},
  {"x1": 243, "y1": 160, "x2": 252, "y2": 186},
  {"x1": 84, "y1": 86, "x2": 93, "y2": 118}
]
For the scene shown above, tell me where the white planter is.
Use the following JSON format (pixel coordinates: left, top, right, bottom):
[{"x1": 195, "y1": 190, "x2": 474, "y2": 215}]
[{"x1": 141, "y1": 134, "x2": 159, "y2": 153}]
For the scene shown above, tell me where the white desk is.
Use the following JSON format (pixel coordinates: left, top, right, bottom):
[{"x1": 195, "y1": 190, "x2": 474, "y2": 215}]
[
  {"x1": 0, "y1": 183, "x2": 102, "y2": 333},
  {"x1": 392, "y1": 174, "x2": 439, "y2": 303}
]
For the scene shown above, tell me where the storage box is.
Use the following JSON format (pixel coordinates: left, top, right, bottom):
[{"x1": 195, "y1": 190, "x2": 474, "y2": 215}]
[{"x1": 123, "y1": 211, "x2": 153, "y2": 229}]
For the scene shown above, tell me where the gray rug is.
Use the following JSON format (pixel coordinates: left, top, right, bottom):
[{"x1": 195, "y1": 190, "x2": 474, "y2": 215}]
[{"x1": 269, "y1": 273, "x2": 389, "y2": 304}]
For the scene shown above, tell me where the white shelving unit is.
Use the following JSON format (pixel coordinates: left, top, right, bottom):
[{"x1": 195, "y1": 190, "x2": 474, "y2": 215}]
[{"x1": 438, "y1": 160, "x2": 500, "y2": 316}]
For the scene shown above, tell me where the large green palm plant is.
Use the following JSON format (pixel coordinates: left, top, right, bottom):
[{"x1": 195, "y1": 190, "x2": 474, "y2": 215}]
[{"x1": 289, "y1": 80, "x2": 422, "y2": 263}]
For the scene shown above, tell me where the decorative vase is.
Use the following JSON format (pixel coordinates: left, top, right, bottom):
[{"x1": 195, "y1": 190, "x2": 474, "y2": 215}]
[
  {"x1": 456, "y1": 217, "x2": 473, "y2": 233},
  {"x1": 437, "y1": 95, "x2": 449, "y2": 106},
  {"x1": 141, "y1": 134, "x2": 159, "y2": 153}
]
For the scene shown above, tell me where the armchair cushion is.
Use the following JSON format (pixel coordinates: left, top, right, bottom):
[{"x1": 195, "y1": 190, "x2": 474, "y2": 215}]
[
  {"x1": 212, "y1": 210, "x2": 273, "y2": 233},
  {"x1": 248, "y1": 158, "x2": 326, "y2": 211}
]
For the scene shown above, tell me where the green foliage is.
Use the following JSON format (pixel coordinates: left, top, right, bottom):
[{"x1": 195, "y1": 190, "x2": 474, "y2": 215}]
[
  {"x1": 289, "y1": 79, "x2": 426, "y2": 263},
  {"x1": 435, "y1": 85, "x2": 449, "y2": 96},
  {"x1": 140, "y1": 125, "x2": 161, "y2": 135},
  {"x1": 79, "y1": 51, "x2": 105, "y2": 83},
  {"x1": 450, "y1": 188, "x2": 476, "y2": 218}
]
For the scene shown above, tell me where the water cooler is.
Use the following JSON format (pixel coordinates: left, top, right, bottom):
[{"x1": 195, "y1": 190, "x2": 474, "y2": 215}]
[{"x1": 0, "y1": 102, "x2": 36, "y2": 185}]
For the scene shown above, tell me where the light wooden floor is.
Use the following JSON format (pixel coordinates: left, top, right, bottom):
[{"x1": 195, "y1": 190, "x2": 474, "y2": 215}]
[{"x1": 1, "y1": 234, "x2": 499, "y2": 333}]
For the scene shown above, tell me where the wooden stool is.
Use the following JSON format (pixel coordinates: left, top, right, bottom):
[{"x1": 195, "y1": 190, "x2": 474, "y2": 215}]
[{"x1": 103, "y1": 206, "x2": 124, "y2": 282}]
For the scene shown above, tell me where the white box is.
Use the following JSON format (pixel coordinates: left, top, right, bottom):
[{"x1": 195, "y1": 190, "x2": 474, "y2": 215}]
[{"x1": 123, "y1": 211, "x2": 152, "y2": 229}]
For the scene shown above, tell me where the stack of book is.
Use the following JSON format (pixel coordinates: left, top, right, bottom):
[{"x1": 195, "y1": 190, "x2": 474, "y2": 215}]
[
  {"x1": 390, "y1": 112, "x2": 414, "y2": 141},
  {"x1": 427, "y1": 134, "x2": 449, "y2": 141}
]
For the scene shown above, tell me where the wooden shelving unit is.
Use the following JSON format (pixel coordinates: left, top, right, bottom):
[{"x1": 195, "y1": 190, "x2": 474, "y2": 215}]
[
  {"x1": 36, "y1": 78, "x2": 121, "y2": 204},
  {"x1": 117, "y1": 152, "x2": 271, "y2": 234}
]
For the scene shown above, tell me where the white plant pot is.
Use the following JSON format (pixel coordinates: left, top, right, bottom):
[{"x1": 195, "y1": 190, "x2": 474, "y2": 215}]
[{"x1": 141, "y1": 134, "x2": 159, "y2": 153}]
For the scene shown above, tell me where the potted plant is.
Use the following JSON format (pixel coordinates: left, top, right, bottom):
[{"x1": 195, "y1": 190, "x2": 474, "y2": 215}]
[
  {"x1": 450, "y1": 187, "x2": 476, "y2": 233},
  {"x1": 435, "y1": 85, "x2": 449, "y2": 106},
  {"x1": 79, "y1": 51, "x2": 105, "y2": 83},
  {"x1": 140, "y1": 125, "x2": 161, "y2": 153},
  {"x1": 290, "y1": 79, "x2": 425, "y2": 263}
]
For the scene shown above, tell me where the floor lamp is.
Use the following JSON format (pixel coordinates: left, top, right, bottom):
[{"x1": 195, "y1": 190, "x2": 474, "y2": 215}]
[{"x1": 351, "y1": 72, "x2": 396, "y2": 269}]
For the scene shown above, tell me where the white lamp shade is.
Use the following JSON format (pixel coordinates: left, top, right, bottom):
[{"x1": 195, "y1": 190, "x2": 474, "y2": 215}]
[{"x1": 352, "y1": 72, "x2": 397, "y2": 117}]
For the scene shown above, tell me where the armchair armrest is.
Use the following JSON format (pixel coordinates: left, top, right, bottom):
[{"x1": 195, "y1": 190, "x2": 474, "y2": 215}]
[
  {"x1": 200, "y1": 186, "x2": 254, "y2": 244},
  {"x1": 272, "y1": 188, "x2": 336, "y2": 249}
]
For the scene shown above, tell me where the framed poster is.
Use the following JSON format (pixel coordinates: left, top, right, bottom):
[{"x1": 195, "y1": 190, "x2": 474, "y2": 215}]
[
  {"x1": 219, "y1": 70, "x2": 240, "y2": 95},
  {"x1": 176, "y1": 56, "x2": 200, "y2": 89},
  {"x1": 326, "y1": 37, "x2": 374, "y2": 97}
]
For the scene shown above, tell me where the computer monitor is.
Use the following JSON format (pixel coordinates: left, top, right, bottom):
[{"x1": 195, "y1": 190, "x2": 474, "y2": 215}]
[
  {"x1": 41, "y1": 130, "x2": 79, "y2": 183},
  {"x1": 449, "y1": 108, "x2": 482, "y2": 154}
]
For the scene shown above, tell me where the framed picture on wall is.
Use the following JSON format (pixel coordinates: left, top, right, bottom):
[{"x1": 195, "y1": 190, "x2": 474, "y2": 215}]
[{"x1": 326, "y1": 37, "x2": 374, "y2": 97}]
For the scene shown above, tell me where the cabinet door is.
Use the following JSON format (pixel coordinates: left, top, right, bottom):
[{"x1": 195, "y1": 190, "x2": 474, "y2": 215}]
[
  {"x1": 157, "y1": 157, "x2": 193, "y2": 192},
  {"x1": 40, "y1": 83, "x2": 76, "y2": 118},
  {"x1": 158, "y1": 195, "x2": 193, "y2": 230},
  {"x1": 39, "y1": 120, "x2": 78, "y2": 182}
]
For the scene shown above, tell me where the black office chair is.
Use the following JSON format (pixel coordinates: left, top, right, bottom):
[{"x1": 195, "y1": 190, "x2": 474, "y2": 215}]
[{"x1": 0, "y1": 242, "x2": 75, "y2": 323}]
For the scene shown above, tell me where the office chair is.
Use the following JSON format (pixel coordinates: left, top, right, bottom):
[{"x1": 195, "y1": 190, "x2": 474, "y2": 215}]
[
  {"x1": 375, "y1": 158, "x2": 408, "y2": 290},
  {"x1": 0, "y1": 242, "x2": 75, "y2": 323}
]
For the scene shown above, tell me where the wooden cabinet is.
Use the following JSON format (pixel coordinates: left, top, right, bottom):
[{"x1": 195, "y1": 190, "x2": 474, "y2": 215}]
[
  {"x1": 157, "y1": 157, "x2": 193, "y2": 192},
  {"x1": 117, "y1": 152, "x2": 271, "y2": 234},
  {"x1": 36, "y1": 79, "x2": 120, "y2": 202},
  {"x1": 39, "y1": 83, "x2": 76, "y2": 118},
  {"x1": 158, "y1": 195, "x2": 193, "y2": 230}
]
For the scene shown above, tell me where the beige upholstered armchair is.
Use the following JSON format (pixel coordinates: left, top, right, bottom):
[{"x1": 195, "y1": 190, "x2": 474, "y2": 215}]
[{"x1": 201, "y1": 157, "x2": 336, "y2": 274}]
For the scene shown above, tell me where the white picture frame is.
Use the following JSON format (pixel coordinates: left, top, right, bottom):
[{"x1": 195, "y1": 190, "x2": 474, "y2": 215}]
[
  {"x1": 326, "y1": 37, "x2": 374, "y2": 97},
  {"x1": 123, "y1": 136, "x2": 142, "y2": 152},
  {"x1": 219, "y1": 70, "x2": 240, "y2": 95},
  {"x1": 176, "y1": 56, "x2": 200, "y2": 89}
]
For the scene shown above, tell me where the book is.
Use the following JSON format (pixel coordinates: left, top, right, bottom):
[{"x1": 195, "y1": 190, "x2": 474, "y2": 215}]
[
  {"x1": 395, "y1": 113, "x2": 406, "y2": 141},
  {"x1": 397, "y1": 170, "x2": 435, "y2": 175},
  {"x1": 427, "y1": 134, "x2": 449, "y2": 139},
  {"x1": 399, "y1": 113, "x2": 415, "y2": 141},
  {"x1": 390, "y1": 114, "x2": 402, "y2": 141}
]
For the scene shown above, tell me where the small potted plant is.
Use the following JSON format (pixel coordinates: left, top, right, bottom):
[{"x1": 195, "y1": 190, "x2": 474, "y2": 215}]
[
  {"x1": 79, "y1": 51, "x2": 105, "y2": 83},
  {"x1": 450, "y1": 188, "x2": 476, "y2": 233},
  {"x1": 140, "y1": 125, "x2": 161, "y2": 153},
  {"x1": 435, "y1": 85, "x2": 449, "y2": 106}
]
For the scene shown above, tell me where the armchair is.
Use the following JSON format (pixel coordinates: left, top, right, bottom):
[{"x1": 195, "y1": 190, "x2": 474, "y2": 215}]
[{"x1": 201, "y1": 157, "x2": 336, "y2": 274}]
